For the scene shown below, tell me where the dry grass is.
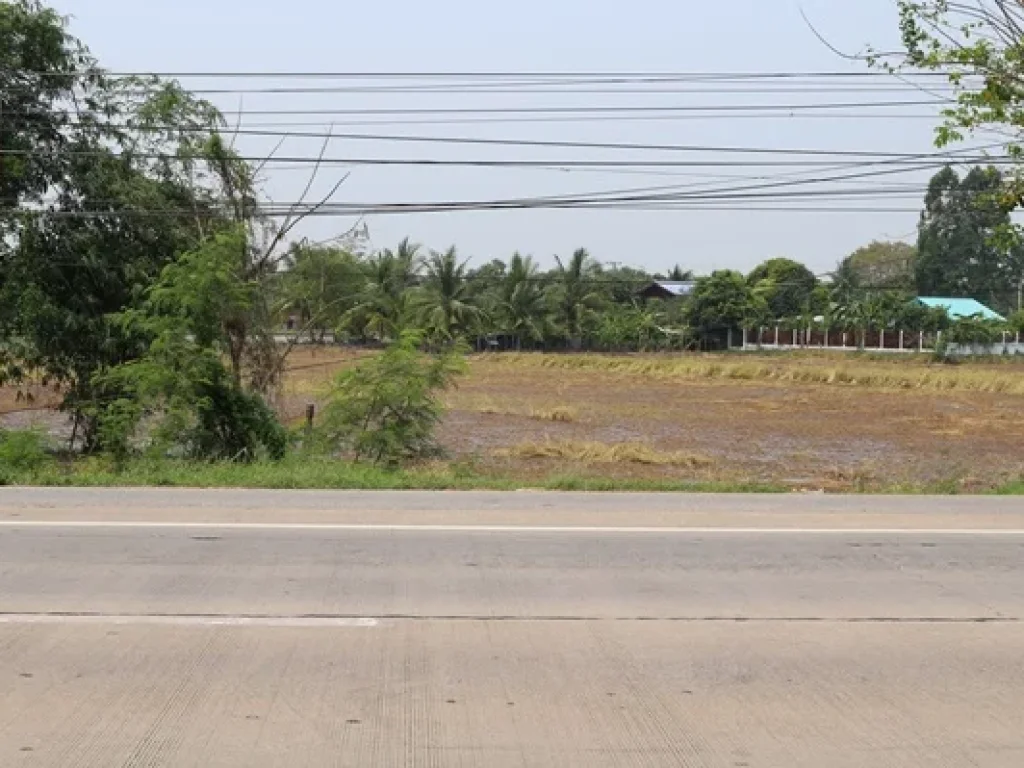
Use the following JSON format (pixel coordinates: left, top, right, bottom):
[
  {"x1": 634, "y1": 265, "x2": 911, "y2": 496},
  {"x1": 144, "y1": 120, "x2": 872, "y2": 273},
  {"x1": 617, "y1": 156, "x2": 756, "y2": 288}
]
[
  {"x1": 486, "y1": 353, "x2": 1024, "y2": 395},
  {"x1": 529, "y1": 406, "x2": 577, "y2": 423},
  {"x1": 5, "y1": 346, "x2": 1024, "y2": 491},
  {"x1": 500, "y1": 440, "x2": 714, "y2": 468}
]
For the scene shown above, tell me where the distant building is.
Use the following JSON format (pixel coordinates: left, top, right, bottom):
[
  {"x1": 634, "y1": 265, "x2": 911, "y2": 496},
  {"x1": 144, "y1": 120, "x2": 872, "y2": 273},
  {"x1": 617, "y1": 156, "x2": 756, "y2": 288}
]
[
  {"x1": 916, "y1": 297, "x2": 1005, "y2": 322},
  {"x1": 637, "y1": 281, "x2": 697, "y2": 300}
]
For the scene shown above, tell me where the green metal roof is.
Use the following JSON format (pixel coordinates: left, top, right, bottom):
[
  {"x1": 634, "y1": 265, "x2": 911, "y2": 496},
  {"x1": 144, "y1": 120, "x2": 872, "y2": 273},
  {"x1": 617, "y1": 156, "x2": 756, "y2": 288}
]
[{"x1": 917, "y1": 297, "x2": 1006, "y2": 322}]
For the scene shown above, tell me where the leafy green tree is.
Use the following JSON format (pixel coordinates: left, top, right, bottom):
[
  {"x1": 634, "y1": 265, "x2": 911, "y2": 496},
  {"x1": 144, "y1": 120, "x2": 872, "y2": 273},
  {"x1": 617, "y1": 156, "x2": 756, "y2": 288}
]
[
  {"x1": 553, "y1": 248, "x2": 603, "y2": 348},
  {"x1": 95, "y1": 229, "x2": 287, "y2": 462},
  {"x1": 316, "y1": 332, "x2": 465, "y2": 465},
  {"x1": 413, "y1": 246, "x2": 485, "y2": 343},
  {"x1": 880, "y1": 3, "x2": 1024, "y2": 159},
  {"x1": 594, "y1": 264, "x2": 652, "y2": 305},
  {"x1": 747, "y1": 258, "x2": 818, "y2": 320},
  {"x1": 687, "y1": 270, "x2": 763, "y2": 344},
  {"x1": 877, "y1": 3, "x2": 1024, "y2": 309},
  {"x1": 593, "y1": 302, "x2": 666, "y2": 352},
  {"x1": 281, "y1": 244, "x2": 365, "y2": 342},
  {"x1": 0, "y1": 5, "x2": 224, "y2": 446},
  {"x1": 467, "y1": 258, "x2": 507, "y2": 293},
  {"x1": 0, "y1": 0, "x2": 106, "y2": 210},
  {"x1": 916, "y1": 166, "x2": 1022, "y2": 310},
  {"x1": 842, "y1": 241, "x2": 917, "y2": 290},
  {"x1": 946, "y1": 316, "x2": 1004, "y2": 350},
  {"x1": 1006, "y1": 309, "x2": 1024, "y2": 335}
]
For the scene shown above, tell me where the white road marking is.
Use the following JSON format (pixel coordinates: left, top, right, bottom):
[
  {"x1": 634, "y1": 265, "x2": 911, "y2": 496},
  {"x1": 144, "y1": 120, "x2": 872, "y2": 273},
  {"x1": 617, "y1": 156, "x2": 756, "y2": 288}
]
[
  {"x1": 0, "y1": 521, "x2": 1023, "y2": 535},
  {"x1": 0, "y1": 614, "x2": 379, "y2": 627}
]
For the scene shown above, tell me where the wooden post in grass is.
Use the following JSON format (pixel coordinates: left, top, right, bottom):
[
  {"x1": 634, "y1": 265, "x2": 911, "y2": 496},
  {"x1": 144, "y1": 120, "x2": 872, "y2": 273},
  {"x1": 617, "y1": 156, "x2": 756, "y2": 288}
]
[
  {"x1": 899, "y1": 330, "x2": 904, "y2": 351},
  {"x1": 919, "y1": 331, "x2": 924, "y2": 352},
  {"x1": 305, "y1": 404, "x2": 316, "y2": 434},
  {"x1": 774, "y1": 327, "x2": 779, "y2": 347}
]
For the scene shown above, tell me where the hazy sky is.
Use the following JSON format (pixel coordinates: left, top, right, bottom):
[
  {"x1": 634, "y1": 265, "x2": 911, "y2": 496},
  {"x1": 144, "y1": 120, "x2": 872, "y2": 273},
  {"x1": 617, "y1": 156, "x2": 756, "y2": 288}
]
[{"x1": 48, "y1": 0, "x2": 952, "y2": 274}]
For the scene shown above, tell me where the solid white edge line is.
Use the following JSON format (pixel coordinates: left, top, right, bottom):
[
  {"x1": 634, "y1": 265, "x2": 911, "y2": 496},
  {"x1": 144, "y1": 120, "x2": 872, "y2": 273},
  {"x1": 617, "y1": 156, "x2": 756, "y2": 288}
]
[
  {"x1": 0, "y1": 521, "x2": 1023, "y2": 535},
  {"x1": 0, "y1": 614, "x2": 380, "y2": 627}
]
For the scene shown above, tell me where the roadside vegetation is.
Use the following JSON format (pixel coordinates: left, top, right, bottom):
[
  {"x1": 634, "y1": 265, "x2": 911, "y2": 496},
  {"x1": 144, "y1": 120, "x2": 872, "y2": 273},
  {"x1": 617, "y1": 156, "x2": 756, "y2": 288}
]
[{"x1": 2, "y1": 2, "x2": 1024, "y2": 494}]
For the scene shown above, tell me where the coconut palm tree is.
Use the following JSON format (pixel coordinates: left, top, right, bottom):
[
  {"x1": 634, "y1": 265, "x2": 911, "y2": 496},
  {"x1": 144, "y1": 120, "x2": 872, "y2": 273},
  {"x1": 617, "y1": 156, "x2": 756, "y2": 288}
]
[
  {"x1": 344, "y1": 238, "x2": 421, "y2": 341},
  {"x1": 413, "y1": 246, "x2": 485, "y2": 343},
  {"x1": 495, "y1": 253, "x2": 549, "y2": 350},
  {"x1": 553, "y1": 248, "x2": 602, "y2": 349}
]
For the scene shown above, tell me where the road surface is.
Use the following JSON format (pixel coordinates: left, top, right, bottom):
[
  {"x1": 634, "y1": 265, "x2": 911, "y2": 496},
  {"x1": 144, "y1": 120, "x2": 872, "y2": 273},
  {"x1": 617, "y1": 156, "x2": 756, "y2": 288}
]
[{"x1": 1, "y1": 489, "x2": 1023, "y2": 766}]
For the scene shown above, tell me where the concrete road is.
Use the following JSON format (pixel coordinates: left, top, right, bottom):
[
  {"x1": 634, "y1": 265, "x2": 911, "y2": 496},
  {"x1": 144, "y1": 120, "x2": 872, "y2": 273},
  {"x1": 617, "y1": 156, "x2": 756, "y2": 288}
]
[{"x1": 1, "y1": 490, "x2": 1024, "y2": 766}]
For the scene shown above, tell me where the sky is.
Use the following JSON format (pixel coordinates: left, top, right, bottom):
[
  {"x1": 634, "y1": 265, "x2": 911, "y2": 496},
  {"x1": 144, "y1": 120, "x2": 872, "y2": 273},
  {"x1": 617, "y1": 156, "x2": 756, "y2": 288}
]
[{"x1": 46, "y1": 0, "x2": 956, "y2": 275}]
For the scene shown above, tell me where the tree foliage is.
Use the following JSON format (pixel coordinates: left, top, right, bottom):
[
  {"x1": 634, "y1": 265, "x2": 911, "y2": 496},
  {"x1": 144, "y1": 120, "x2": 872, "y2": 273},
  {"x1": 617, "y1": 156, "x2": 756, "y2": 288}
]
[
  {"x1": 413, "y1": 246, "x2": 485, "y2": 343},
  {"x1": 344, "y1": 238, "x2": 420, "y2": 341},
  {"x1": 316, "y1": 333, "x2": 465, "y2": 465},
  {"x1": 842, "y1": 241, "x2": 918, "y2": 290},
  {"x1": 281, "y1": 243, "x2": 364, "y2": 342},
  {"x1": 553, "y1": 248, "x2": 603, "y2": 348},
  {"x1": 493, "y1": 253, "x2": 550, "y2": 348},
  {"x1": 95, "y1": 230, "x2": 287, "y2": 461},
  {"x1": 747, "y1": 258, "x2": 819, "y2": 320},
  {"x1": 687, "y1": 271, "x2": 764, "y2": 339},
  {"x1": 916, "y1": 166, "x2": 1022, "y2": 310}
]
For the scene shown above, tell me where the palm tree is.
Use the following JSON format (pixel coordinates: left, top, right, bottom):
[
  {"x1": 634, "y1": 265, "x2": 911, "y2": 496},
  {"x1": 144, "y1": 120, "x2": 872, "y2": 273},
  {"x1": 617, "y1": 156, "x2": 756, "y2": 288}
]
[
  {"x1": 496, "y1": 253, "x2": 549, "y2": 350},
  {"x1": 667, "y1": 264, "x2": 695, "y2": 282},
  {"x1": 344, "y1": 237, "x2": 421, "y2": 341},
  {"x1": 829, "y1": 258, "x2": 861, "y2": 306},
  {"x1": 554, "y1": 248, "x2": 602, "y2": 349},
  {"x1": 413, "y1": 246, "x2": 484, "y2": 343}
]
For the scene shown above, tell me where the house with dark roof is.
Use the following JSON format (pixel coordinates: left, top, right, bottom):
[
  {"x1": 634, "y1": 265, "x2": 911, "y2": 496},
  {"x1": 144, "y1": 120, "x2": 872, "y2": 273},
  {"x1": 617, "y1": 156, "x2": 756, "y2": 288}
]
[{"x1": 637, "y1": 281, "x2": 697, "y2": 300}]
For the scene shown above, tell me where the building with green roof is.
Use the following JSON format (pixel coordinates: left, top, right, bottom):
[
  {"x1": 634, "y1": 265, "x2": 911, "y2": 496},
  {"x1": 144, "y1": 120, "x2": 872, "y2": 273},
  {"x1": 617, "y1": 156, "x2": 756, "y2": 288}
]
[{"x1": 916, "y1": 297, "x2": 1006, "y2": 322}]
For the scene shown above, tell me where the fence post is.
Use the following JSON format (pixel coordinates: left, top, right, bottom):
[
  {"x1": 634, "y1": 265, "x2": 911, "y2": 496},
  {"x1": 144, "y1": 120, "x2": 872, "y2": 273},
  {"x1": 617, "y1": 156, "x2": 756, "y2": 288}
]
[
  {"x1": 899, "y1": 330, "x2": 904, "y2": 351},
  {"x1": 879, "y1": 329, "x2": 885, "y2": 351},
  {"x1": 792, "y1": 329, "x2": 797, "y2": 347},
  {"x1": 305, "y1": 404, "x2": 316, "y2": 435},
  {"x1": 919, "y1": 331, "x2": 924, "y2": 352},
  {"x1": 774, "y1": 327, "x2": 779, "y2": 347}
]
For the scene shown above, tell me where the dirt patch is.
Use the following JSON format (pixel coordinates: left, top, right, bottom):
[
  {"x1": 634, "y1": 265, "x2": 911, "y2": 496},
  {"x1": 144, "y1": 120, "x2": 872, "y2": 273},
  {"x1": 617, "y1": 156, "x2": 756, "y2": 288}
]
[{"x1": 4, "y1": 348, "x2": 1023, "y2": 490}]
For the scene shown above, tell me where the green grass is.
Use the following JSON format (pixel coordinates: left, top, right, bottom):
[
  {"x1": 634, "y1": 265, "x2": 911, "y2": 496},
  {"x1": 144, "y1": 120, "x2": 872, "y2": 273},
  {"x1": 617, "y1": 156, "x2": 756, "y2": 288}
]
[
  {"x1": 1, "y1": 456, "x2": 787, "y2": 493},
  {"x1": 8, "y1": 456, "x2": 1021, "y2": 493},
  {"x1": 993, "y1": 480, "x2": 1024, "y2": 495}
]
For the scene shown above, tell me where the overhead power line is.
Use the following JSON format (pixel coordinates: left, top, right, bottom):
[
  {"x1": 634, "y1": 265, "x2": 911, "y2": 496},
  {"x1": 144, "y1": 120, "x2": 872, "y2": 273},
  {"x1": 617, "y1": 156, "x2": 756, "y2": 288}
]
[
  {"x1": 24, "y1": 69, "x2": 960, "y2": 79},
  {"x1": 0, "y1": 147, "x2": 1008, "y2": 170},
  {"x1": 1, "y1": 118, "x2": 984, "y2": 159}
]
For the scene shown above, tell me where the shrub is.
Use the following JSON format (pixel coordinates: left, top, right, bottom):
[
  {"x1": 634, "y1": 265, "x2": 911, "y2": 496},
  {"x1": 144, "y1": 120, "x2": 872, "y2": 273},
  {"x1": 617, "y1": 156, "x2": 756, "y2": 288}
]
[
  {"x1": 0, "y1": 429, "x2": 52, "y2": 474},
  {"x1": 316, "y1": 332, "x2": 465, "y2": 465},
  {"x1": 96, "y1": 348, "x2": 287, "y2": 463}
]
